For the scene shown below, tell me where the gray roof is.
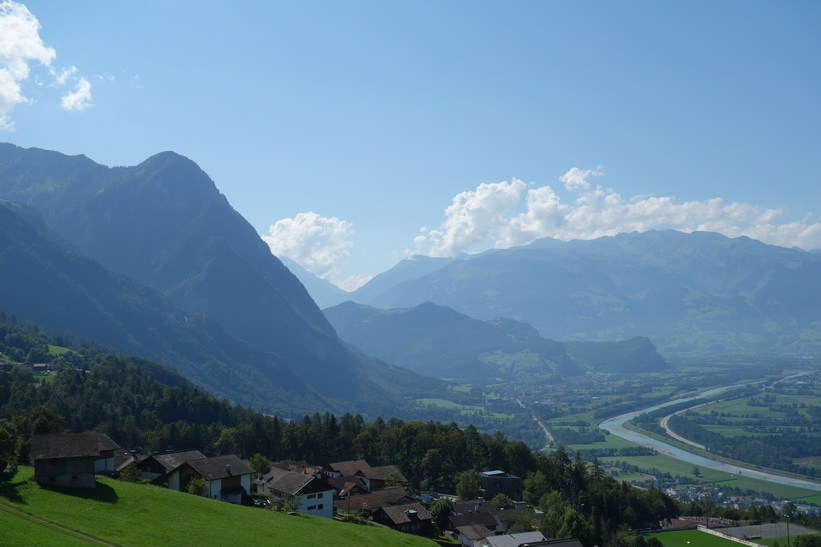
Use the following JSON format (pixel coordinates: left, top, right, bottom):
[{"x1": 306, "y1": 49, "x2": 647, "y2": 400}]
[
  {"x1": 456, "y1": 524, "x2": 493, "y2": 541},
  {"x1": 449, "y1": 511, "x2": 498, "y2": 530},
  {"x1": 187, "y1": 455, "x2": 254, "y2": 481},
  {"x1": 264, "y1": 467, "x2": 330, "y2": 496},
  {"x1": 30, "y1": 434, "x2": 120, "y2": 460},
  {"x1": 485, "y1": 531, "x2": 547, "y2": 547},
  {"x1": 377, "y1": 503, "x2": 432, "y2": 525},
  {"x1": 147, "y1": 450, "x2": 206, "y2": 472},
  {"x1": 327, "y1": 459, "x2": 370, "y2": 476}
]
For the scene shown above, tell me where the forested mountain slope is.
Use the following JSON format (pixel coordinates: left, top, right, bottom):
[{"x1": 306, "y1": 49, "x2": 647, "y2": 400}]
[{"x1": 0, "y1": 145, "x2": 444, "y2": 417}]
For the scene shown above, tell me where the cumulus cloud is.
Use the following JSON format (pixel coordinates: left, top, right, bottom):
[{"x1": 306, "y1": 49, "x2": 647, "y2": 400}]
[
  {"x1": 0, "y1": 1, "x2": 91, "y2": 129},
  {"x1": 412, "y1": 168, "x2": 821, "y2": 256},
  {"x1": 60, "y1": 75, "x2": 92, "y2": 111},
  {"x1": 262, "y1": 212, "x2": 355, "y2": 284},
  {"x1": 412, "y1": 179, "x2": 526, "y2": 257}
]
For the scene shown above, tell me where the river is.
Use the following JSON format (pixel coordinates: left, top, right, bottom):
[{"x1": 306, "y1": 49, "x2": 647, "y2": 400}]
[{"x1": 598, "y1": 384, "x2": 821, "y2": 492}]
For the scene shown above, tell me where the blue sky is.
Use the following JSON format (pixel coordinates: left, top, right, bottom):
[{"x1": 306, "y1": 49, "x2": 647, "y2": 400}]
[{"x1": 3, "y1": 1, "x2": 820, "y2": 289}]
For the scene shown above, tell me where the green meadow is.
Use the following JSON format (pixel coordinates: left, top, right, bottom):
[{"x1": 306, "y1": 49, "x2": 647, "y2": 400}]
[{"x1": 0, "y1": 467, "x2": 435, "y2": 547}]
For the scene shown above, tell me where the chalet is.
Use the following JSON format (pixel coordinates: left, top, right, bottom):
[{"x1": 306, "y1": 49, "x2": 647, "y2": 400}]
[
  {"x1": 259, "y1": 467, "x2": 334, "y2": 518},
  {"x1": 479, "y1": 470, "x2": 523, "y2": 501},
  {"x1": 325, "y1": 474, "x2": 368, "y2": 498},
  {"x1": 136, "y1": 449, "x2": 206, "y2": 484},
  {"x1": 372, "y1": 502, "x2": 433, "y2": 536},
  {"x1": 454, "y1": 523, "x2": 494, "y2": 547},
  {"x1": 270, "y1": 459, "x2": 323, "y2": 476},
  {"x1": 30, "y1": 433, "x2": 120, "y2": 489},
  {"x1": 325, "y1": 459, "x2": 406, "y2": 491},
  {"x1": 332, "y1": 487, "x2": 413, "y2": 513},
  {"x1": 448, "y1": 511, "x2": 499, "y2": 536},
  {"x1": 178, "y1": 455, "x2": 254, "y2": 503}
]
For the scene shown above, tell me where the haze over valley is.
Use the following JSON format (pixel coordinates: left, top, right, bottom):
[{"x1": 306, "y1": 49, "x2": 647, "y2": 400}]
[{"x1": 2, "y1": 2, "x2": 821, "y2": 545}]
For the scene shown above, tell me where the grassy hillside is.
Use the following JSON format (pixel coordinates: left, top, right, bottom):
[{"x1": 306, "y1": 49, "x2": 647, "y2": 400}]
[{"x1": 0, "y1": 467, "x2": 434, "y2": 546}]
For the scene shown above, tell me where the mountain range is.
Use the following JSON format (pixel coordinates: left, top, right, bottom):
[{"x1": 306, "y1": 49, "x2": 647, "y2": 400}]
[
  {"x1": 0, "y1": 143, "x2": 443, "y2": 418},
  {"x1": 340, "y1": 230, "x2": 821, "y2": 357},
  {"x1": 2, "y1": 142, "x2": 818, "y2": 424},
  {"x1": 324, "y1": 301, "x2": 667, "y2": 380}
]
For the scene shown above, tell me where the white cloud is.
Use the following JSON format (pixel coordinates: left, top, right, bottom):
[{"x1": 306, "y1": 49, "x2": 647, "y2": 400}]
[
  {"x1": 262, "y1": 212, "x2": 354, "y2": 284},
  {"x1": 0, "y1": 1, "x2": 92, "y2": 129},
  {"x1": 412, "y1": 168, "x2": 821, "y2": 256},
  {"x1": 60, "y1": 75, "x2": 92, "y2": 111},
  {"x1": 0, "y1": 0, "x2": 54, "y2": 129},
  {"x1": 412, "y1": 179, "x2": 526, "y2": 257}
]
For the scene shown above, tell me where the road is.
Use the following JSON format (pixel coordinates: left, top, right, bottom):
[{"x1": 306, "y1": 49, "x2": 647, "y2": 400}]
[{"x1": 517, "y1": 398, "x2": 554, "y2": 449}]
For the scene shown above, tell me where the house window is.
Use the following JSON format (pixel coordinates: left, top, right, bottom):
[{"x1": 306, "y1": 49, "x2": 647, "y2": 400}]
[
  {"x1": 307, "y1": 493, "x2": 316, "y2": 499},
  {"x1": 317, "y1": 492, "x2": 323, "y2": 498},
  {"x1": 317, "y1": 504, "x2": 323, "y2": 510},
  {"x1": 307, "y1": 505, "x2": 316, "y2": 510}
]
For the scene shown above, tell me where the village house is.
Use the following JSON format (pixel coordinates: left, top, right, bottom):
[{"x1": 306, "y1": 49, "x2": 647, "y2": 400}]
[
  {"x1": 332, "y1": 487, "x2": 414, "y2": 513},
  {"x1": 449, "y1": 510, "x2": 500, "y2": 537},
  {"x1": 176, "y1": 454, "x2": 254, "y2": 503},
  {"x1": 454, "y1": 523, "x2": 495, "y2": 547},
  {"x1": 136, "y1": 449, "x2": 206, "y2": 485},
  {"x1": 452, "y1": 500, "x2": 535, "y2": 534},
  {"x1": 270, "y1": 459, "x2": 324, "y2": 476},
  {"x1": 325, "y1": 459, "x2": 407, "y2": 491},
  {"x1": 258, "y1": 467, "x2": 334, "y2": 518},
  {"x1": 30, "y1": 433, "x2": 120, "y2": 489},
  {"x1": 479, "y1": 470, "x2": 523, "y2": 501},
  {"x1": 371, "y1": 502, "x2": 433, "y2": 536},
  {"x1": 325, "y1": 473, "x2": 369, "y2": 499}
]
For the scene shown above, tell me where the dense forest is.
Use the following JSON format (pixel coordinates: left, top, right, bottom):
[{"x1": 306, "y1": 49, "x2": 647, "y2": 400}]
[{"x1": 1, "y1": 312, "x2": 820, "y2": 546}]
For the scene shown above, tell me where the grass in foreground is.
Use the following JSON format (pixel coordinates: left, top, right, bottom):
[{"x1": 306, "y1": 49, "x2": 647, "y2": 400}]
[{"x1": 1, "y1": 467, "x2": 434, "y2": 546}]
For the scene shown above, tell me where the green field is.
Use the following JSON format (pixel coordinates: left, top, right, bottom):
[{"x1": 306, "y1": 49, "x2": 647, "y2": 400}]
[
  {"x1": 47, "y1": 345, "x2": 72, "y2": 356},
  {"x1": 0, "y1": 467, "x2": 434, "y2": 546},
  {"x1": 416, "y1": 398, "x2": 513, "y2": 419}
]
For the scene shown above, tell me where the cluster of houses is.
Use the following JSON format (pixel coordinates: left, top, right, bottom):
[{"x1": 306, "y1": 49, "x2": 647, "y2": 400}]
[
  {"x1": 28, "y1": 433, "x2": 583, "y2": 546},
  {"x1": 0, "y1": 361, "x2": 50, "y2": 374}
]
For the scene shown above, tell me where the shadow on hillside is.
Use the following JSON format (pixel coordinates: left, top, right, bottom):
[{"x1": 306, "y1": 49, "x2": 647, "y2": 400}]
[
  {"x1": 40, "y1": 481, "x2": 119, "y2": 504},
  {"x1": 0, "y1": 478, "x2": 27, "y2": 505}
]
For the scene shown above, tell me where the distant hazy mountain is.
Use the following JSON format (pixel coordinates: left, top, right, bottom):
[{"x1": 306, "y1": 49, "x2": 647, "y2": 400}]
[
  {"x1": 349, "y1": 230, "x2": 821, "y2": 356},
  {"x1": 564, "y1": 338, "x2": 667, "y2": 373},
  {"x1": 0, "y1": 144, "x2": 442, "y2": 417},
  {"x1": 324, "y1": 301, "x2": 667, "y2": 378},
  {"x1": 345, "y1": 255, "x2": 456, "y2": 308},
  {"x1": 278, "y1": 256, "x2": 349, "y2": 310}
]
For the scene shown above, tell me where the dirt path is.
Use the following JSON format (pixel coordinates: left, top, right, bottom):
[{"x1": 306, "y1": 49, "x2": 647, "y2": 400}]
[{"x1": 0, "y1": 498, "x2": 116, "y2": 545}]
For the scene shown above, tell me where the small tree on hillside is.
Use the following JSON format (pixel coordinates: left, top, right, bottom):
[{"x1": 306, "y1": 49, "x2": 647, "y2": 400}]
[
  {"x1": 428, "y1": 498, "x2": 454, "y2": 530},
  {"x1": 186, "y1": 477, "x2": 208, "y2": 497},
  {"x1": 492, "y1": 493, "x2": 514, "y2": 509},
  {"x1": 119, "y1": 462, "x2": 141, "y2": 482},
  {"x1": 384, "y1": 469, "x2": 404, "y2": 489},
  {"x1": 456, "y1": 469, "x2": 480, "y2": 501},
  {"x1": 250, "y1": 453, "x2": 271, "y2": 478}
]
